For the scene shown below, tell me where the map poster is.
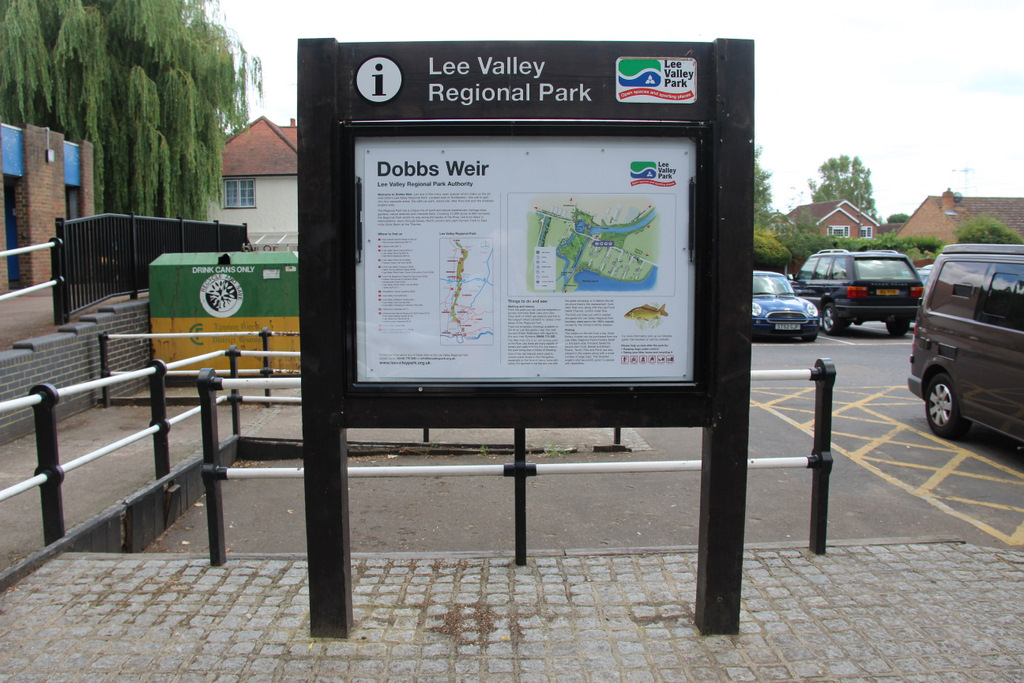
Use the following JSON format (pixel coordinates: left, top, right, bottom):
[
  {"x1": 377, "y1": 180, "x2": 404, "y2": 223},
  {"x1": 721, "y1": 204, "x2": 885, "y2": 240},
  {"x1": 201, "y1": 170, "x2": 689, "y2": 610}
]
[{"x1": 354, "y1": 136, "x2": 696, "y2": 383}]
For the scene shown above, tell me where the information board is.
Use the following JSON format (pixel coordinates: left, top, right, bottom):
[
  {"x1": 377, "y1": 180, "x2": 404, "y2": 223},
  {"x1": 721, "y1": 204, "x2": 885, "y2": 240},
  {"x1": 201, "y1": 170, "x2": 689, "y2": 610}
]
[{"x1": 353, "y1": 135, "x2": 696, "y2": 384}]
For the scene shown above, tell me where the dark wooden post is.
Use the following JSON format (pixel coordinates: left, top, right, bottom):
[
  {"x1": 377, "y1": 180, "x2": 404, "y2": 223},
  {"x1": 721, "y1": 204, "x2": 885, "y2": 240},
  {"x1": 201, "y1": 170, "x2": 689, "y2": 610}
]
[
  {"x1": 298, "y1": 38, "x2": 353, "y2": 638},
  {"x1": 695, "y1": 38, "x2": 755, "y2": 636}
]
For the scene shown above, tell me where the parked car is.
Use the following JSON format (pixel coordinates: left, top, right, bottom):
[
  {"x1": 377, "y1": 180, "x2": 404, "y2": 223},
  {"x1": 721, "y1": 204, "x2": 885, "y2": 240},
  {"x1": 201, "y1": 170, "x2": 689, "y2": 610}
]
[
  {"x1": 751, "y1": 270, "x2": 819, "y2": 341},
  {"x1": 791, "y1": 249, "x2": 924, "y2": 337},
  {"x1": 908, "y1": 244, "x2": 1024, "y2": 443},
  {"x1": 917, "y1": 264, "x2": 933, "y2": 286}
]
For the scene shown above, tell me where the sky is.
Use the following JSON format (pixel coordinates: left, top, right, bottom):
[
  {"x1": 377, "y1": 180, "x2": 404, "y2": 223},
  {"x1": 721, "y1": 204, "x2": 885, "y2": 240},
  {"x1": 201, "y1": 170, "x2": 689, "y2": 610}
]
[{"x1": 215, "y1": 0, "x2": 1024, "y2": 220}]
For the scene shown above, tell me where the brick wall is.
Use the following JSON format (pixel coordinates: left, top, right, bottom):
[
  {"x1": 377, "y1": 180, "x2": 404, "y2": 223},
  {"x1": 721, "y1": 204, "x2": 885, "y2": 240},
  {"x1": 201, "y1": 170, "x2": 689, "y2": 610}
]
[
  {"x1": 2, "y1": 122, "x2": 95, "y2": 289},
  {"x1": 0, "y1": 300, "x2": 151, "y2": 444}
]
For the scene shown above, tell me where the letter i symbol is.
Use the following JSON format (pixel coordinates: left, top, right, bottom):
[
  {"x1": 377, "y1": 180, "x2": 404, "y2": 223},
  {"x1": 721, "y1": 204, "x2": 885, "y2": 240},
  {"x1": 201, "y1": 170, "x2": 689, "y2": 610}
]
[{"x1": 357, "y1": 57, "x2": 403, "y2": 103}]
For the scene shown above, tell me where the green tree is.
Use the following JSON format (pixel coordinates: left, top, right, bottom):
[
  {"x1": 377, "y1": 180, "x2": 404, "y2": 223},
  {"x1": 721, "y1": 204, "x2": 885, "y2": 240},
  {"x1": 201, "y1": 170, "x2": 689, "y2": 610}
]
[
  {"x1": 753, "y1": 145, "x2": 774, "y2": 228},
  {"x1": 808, "y1": 155, "x2": 877, "y2": 220},
  {"x1": 0, "y1": 0, "x2": 261, "y2": 218},
  {"x1": 753, "y1": 227, "x2": 791, "y2": 269},
  {"x1": 886, "y1": 213, "x2": 911, "y2": 224},
  {"x1": 954, "y1": 215, "x2": 1024, "y2": 244}
]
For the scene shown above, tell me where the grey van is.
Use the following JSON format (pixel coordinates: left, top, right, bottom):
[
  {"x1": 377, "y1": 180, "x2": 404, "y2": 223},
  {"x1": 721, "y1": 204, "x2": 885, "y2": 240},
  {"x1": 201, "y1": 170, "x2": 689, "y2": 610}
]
[{"x1": 908, "y1": 244, "x2": 1024, "y2": 443}]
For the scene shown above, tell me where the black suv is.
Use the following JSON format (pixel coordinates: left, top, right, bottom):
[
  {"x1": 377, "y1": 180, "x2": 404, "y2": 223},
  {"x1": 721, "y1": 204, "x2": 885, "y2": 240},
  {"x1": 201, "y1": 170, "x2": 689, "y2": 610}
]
[{"x1": 791, "y1": 249, "x2": 924, "y2": 336}]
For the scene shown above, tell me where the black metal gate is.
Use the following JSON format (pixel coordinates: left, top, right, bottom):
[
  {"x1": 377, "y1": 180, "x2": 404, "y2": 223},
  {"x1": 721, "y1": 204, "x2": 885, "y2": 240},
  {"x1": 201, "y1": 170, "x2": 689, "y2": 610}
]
[{"x1": 52, "y1": 213, "x2": 248, "y2": 323}]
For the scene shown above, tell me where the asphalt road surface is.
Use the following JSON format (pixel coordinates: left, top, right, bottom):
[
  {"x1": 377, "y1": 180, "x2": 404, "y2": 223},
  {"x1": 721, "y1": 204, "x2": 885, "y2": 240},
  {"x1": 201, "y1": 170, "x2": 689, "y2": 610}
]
[{"x1": 144, "y1": 321, "x2": 1024, "y2": 558}]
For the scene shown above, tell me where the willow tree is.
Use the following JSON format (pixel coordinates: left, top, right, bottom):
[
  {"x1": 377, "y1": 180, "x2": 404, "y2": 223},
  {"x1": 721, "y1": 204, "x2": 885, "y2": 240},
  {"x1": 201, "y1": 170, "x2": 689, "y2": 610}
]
[{"x1": 0, "y1": 0, "x2": 261, "y2": 218}]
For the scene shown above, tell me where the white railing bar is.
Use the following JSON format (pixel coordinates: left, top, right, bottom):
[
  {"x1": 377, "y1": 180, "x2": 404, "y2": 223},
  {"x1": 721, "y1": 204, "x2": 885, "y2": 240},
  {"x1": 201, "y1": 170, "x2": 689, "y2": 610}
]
[
  {"x1": 0, "y1": 242, "x2": 55, "y2": 258},
  {"x1": 62, "y1": 425, "x2": 161, "y2": 474},
  {"x1": 107, "y1": 331, "x2": 299, "y2": 339},
  {"x1": 165, "y1": 350, "x2": 227, "y2": 370},
  {"x1": 751, "y1": 369, "x2": 814, "y2": 382},
  {"x1": 0, "y1": 393, "x2": 44, "y2": 415},
  {"x1": 61, "y1": 397, "x2": 223, "y2": 473},
  {"x1": 537, "y1": 457, "x2": 810, "y2": 475},
  {"x1": 237, "y1": 396, "x2": 302, "y2": 404},
  {"x1": 109, "y1": 331, "x2": 266, "y2": 339},
  {"x1": 0, "y1": 473, "x2": 50, "y2": 502},
  {"x1": 220, "y1": 457, "x2": 812, "y2": 481},
  {"x1": 58, "y1": 366, "x2": 158, "y2": 398},
  {"x1": 219, "y1": 377, "x2": 301, "y2": 391},
  {"x1": 236, "y1": 350, "x2": 301, "y2": 358},
  {"x1": 0, "y1": 280, "x2": 56, "y2": 302}
]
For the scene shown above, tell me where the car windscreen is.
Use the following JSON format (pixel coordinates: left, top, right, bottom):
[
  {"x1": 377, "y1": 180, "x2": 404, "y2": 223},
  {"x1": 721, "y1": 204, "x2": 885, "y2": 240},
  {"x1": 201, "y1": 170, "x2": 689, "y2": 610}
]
[
  {"x1": 752, "y1": 274, "x2": 794, "y2": 296},
  {"x1": 853, "y1": 258, "x2": 918, "y2": 281}
]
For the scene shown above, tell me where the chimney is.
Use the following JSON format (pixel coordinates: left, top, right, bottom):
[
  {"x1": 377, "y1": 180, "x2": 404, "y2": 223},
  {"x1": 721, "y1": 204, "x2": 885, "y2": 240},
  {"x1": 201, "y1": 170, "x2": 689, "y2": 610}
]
[
  {"x1": 290, "y1": 118, "x2": 296, "y2": 127},
  {"x1": 941, "y1": 188, "x2": 956, "y2": 211}
]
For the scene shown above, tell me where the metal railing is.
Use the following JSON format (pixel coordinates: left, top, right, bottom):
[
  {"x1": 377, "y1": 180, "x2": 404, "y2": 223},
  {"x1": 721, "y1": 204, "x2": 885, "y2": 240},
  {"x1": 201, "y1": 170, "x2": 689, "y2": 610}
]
[
  {"x1": 0, "y1": 241, "x2": 58, "y2": 302},
  {"x1": 99, "y1": 329, "x2": 301, "y2": 407},
  {"x1": 197, "y1": 358, "x2": 837, "y2": 566},
  {"x1": 0, "y1": 345, "x2": 278, "y2": 553},
  {"x1": 52, "y1": 213, "x2": 248, "y2": 324}
]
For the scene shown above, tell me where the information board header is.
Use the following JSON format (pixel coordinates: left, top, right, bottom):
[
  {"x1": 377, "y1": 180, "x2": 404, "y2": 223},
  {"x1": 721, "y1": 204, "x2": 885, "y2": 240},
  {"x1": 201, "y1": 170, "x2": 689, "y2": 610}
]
[{"x1": 334, "y1": 41, "x2": 715, "y2": 121}]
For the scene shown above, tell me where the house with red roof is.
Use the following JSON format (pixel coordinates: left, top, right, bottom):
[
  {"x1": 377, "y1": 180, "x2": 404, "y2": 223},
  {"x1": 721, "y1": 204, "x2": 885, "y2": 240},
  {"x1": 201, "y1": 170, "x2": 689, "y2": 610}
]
[
  {"x1": 207, "y1": 116, "x2": 297, "y2": 248},
  {"x1": 898, "y1": 189, "x2": 1024, "y2": 243},
  {"x1": 785, "y1": 199, "x2": 879, "y2": 239}
]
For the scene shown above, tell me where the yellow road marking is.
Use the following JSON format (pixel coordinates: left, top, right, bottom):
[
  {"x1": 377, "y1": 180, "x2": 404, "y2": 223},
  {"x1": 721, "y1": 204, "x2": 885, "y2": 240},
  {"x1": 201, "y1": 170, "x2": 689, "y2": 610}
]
[{"x1": 752, "y1": 385, "x2": 1024, "y2": 546}]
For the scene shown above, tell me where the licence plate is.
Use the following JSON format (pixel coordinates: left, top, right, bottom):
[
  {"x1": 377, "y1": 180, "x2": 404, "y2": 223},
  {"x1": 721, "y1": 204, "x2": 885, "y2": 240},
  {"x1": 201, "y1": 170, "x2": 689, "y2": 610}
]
[
  {"x1": 877, "y1": 288, "x2": 900, "y2": 295},
  {"x1": 774, "y1": 323, "x2": 800, "y2": 331}
]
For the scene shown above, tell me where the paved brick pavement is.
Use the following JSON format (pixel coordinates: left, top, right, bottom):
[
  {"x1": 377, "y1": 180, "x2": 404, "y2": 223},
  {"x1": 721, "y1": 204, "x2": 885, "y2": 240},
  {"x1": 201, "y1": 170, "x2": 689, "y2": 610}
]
[{"x1": 2, "y1": 541, "x2": 1023, "y2": 681}]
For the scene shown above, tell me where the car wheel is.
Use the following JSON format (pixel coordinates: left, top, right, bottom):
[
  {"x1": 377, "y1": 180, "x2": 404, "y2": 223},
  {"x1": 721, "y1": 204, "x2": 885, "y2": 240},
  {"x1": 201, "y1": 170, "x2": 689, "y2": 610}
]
[
  {"x1": 821, "y1": 304, "x2": 848, "y2": 336},
  {"x1": 925, "y1": 372, "x2": 971, "y2": 439},
  {"x1": 886, "y1": 318, "x2": 911, "y2": 337}
]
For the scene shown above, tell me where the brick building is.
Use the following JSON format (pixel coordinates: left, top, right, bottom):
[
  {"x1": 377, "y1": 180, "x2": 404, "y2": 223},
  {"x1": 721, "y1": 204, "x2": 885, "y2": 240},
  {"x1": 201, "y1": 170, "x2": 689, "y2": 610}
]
[
  {"x1": 786, "y1": 199, "x2": 879, "y2": 239},
  {"x1": 1, "y1": 121, "x2": 94, "y2": 292},
  {"x1": 898, "y1": 189, "x2": 1024, "y2": 243}
]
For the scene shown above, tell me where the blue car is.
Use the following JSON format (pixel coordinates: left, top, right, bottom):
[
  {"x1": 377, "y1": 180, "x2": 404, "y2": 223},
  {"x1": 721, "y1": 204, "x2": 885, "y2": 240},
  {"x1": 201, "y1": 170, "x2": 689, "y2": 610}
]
[{"x1": 752, "y1": 271, "x2": 819, "y2": 342}]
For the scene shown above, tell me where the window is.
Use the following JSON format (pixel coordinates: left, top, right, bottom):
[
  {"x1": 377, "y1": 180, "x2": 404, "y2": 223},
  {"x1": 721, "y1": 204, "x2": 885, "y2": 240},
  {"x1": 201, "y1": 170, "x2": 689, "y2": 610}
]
[
  {"x1": 859, "y1": 225, "x2": 873, "y2": 239},
  {"x1": 828, "y1": 225, "x2": 849, "y2": 237},
  {"x1": 797, "y1": 257, "x2": 818, "y2": 281},
  {"x1": 224, "y1": 178, "x2": 255, "y2": 208},
  {"x1": 812, "y1": 257, "x2": 833, "y2": 279},
  {"x1": 828, "y1": 258, "x2": 848, "y2": 279},
  {"x1": 979, "y1": 266, "x2": 1024, "y2": 331},
  {"x1": 931, "y1": 260, "x2": 988, "y2": 320}
]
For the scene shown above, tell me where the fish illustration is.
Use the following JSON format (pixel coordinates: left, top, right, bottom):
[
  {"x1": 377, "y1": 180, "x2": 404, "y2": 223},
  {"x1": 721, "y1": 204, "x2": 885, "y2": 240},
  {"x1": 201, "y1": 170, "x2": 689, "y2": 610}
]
[{"x1": 624, "y1": 303, "x2": 668, "y2": 321}]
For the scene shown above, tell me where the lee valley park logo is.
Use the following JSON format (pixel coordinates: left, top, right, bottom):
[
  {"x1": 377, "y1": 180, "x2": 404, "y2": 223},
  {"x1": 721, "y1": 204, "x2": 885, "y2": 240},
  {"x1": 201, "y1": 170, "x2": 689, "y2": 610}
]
[
  {"x1": 630, "y1": 161, "x2": 678, "y2": 188},
  {"x1": 616, "y1": 58, "x2": 696, "y2": 103}
]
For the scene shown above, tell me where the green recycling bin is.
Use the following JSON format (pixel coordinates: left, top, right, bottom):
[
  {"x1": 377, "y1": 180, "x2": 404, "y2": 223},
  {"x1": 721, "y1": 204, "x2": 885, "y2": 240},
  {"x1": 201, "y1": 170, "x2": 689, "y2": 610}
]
[{"x1": 148, "y1": 252, "x2": 299, "y2": 371}]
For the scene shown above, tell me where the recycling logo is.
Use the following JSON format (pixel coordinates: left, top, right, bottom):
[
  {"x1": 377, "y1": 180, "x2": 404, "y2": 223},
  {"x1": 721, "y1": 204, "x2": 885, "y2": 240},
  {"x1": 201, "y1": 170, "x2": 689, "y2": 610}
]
[{"x1": 199, "y1": 274, "x2": 244, "y2": 318}]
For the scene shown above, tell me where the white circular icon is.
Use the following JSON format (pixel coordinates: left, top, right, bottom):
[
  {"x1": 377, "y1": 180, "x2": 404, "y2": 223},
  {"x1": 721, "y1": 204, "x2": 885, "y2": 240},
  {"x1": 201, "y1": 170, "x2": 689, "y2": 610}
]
[
  {"x1": 200, "y1": 274, "x2": 244, "y2": 318},
  {"x1": 356, "y1": 57, "x2": 402, "y2": 103}
]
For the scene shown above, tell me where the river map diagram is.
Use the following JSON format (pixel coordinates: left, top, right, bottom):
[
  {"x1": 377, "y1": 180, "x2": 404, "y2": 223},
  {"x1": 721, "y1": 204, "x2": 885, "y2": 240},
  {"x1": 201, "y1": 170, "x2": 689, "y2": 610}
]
[
  {"x1": 527, "y1": 195, "x2": 659, "y2": 294},
  {"x1": 440, "y1": 238, "x2": 494, "y2": 345}
]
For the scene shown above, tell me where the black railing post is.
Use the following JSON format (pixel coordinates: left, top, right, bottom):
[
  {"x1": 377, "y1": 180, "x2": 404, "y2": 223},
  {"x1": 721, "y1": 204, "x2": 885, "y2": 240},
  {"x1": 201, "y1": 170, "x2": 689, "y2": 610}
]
[
  {"x1": 215, "y1": 219, "x2": 222, "y2": 251},
  {"x1": 129, "y1": 212, "x2": 140, "y2": 299},
  {"x1": 260, "y1": 327, "x2": 272, "y2": 399},
  {"x1": 31, "y1": 383, "x2": 65, "y2": 545},
  {"x1": 50, "y1": 232, "x2": 67, "y2": 325},
  {"x1": 227, "y1": 345, "x2": 241, "y2": 437},
  {"x1": 148, "y1": 360, "x2": 171, "y2": 478},
  {"x1": 502, "y1": 428, "x2": 536, "y2": 566},
  {"x1": 179, "y1": 216, "x2": 186, "y2": 251},
  {"x1": 809, "y1": 358, "x2": 836, "y2": 555},
  {"x1": 198, "y1": 369, "x2": 227, "y2": 566},
  {"x1": 98, "y1": 332, "x2": 111, "y2": 408}
]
